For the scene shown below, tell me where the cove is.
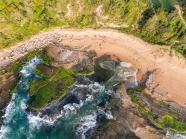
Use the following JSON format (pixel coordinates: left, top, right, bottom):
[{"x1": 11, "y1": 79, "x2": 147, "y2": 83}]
[{"x1": 0, "y1": 57, "x2": 138, "y2": 139}]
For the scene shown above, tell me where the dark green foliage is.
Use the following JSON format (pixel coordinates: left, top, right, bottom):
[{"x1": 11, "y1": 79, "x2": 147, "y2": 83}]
[
  {"x1": 159, "y1": 115, "x2": 186, "y2": 132},
  {"x1": 28, "y1": 68, "x2": 76, "y2": 109},
  {"x1": 0, "y1": 0, "x2": 186, "y2": 56},
  {"x1": 26, "y1": 50, "x2": 42, "y2": 61},
  {"x1": 127, "y1": 85, "x2": 186, "y2": 133},
  {"x1": 175, "y1": 45, "x2": 186, "y2": 58},
  {"x1": 127, "y1": 85, "x2": 158, "y2": 120},
  {"x1": 98, "y1": 117, "x2": 110, "y2": 128},
  {"x1": 94, "y1": 61, "x2": 115, "y2": 82},
  {"x1": 11, "y1": 62, "x2": 26, "y2": 75}
]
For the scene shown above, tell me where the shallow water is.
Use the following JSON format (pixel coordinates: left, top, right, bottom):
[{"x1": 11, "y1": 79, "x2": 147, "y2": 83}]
[{"x1": 0, "y1": 58, "x2": 138, "y2": 139}]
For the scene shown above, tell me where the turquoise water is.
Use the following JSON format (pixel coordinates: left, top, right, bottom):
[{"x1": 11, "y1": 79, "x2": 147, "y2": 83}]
[{"x1": 0, "y1": 58, "x2": 138, "y2": 139}]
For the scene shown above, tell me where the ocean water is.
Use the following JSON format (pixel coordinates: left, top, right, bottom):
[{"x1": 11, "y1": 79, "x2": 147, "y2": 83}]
[
  {"x1": 0, "y1": 58, "x2": 139, "y2": 139},
  {"x1": 1, "y1": 57, "x2": 186, "y2": 139}
]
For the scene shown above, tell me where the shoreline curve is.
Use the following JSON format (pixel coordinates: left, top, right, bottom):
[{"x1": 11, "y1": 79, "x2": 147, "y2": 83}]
[{"x1": 0, "y1": 28, "x2": 186, "y2": 107}]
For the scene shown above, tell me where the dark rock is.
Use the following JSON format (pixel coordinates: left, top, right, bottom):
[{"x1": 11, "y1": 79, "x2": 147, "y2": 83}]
[
  {"x1": 41, "y1": 77, "x2": 95, "y2": 118},
  {"x1": 36, "y1": 64, "x2": 54, "y2": 77},
  {"x1": 94, "y1": 55, "x2": 116, "y2": 82}
]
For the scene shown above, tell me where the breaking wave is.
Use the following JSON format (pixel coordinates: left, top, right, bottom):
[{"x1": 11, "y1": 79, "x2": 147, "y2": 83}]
[
  {"x1": 0, "y1": 59, "x2": 139, "y2": 139},
  {"x1": 166, "y1": 131, "x2": 186, "y2": 139}
]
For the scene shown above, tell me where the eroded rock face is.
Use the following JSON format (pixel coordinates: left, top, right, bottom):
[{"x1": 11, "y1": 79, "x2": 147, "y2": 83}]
[
  {"x1": 41, "y1": 76, "x2": 97, "y2": 118},
  {"x1": 94, "y1": 55, "x2": 117, "y2": 82},
  {"x1": 47, "y1": 45, "x2": 97, "y2": 73},
  {"x1": 96, "y1": 84, "x2": 165, "y2": 139},
  {"x1": 0, "y1": 72, "x2": 17, "y2": 109},
  {"x1": 0, "y1": 71, "x2": 18, "y2": 127},
  {"x1": 1, "y1": 46, "x2": 185, "y2": 138},
  {"x1": 71, "y1": 50, "x2": 96, "y2": 73}
]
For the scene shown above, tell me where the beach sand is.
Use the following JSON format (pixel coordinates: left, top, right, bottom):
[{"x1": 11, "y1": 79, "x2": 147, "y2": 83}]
[{"x1": 0, "y1": 28, "x2": 186, "y2": 107}]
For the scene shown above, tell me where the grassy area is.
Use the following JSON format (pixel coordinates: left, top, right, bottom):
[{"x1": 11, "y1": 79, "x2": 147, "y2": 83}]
[
  {"x1": 159, "y1": 115, "x2": 186, "y2": 132},
  {"x1": 0, "y1": 0, "x2": 186, "y2": 57},
  {"x1": 11, "y1": 61, "x2": 26, "y2": 75},
  {"x1": 127, "y1": 85, "x2": 186, "y2": 133},
  {"x1": 175, "y1": 45, "x2": 186, "y2": 58},
  {"x1": 0, "y1": 47, "x2": 76, "y2": 109},
  {"x1": 127, "y1": 85, "x2": 158, "y2": 120},
  {"x1": 28, "y1": 67, "x2": 76, "y2": 109},
  {"x1": 8, "y1": 49, "x2": 47, "y2": 76}
]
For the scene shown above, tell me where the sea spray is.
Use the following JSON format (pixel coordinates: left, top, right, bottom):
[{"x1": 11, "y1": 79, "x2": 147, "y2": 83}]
[
  {"x1": 20, "y1": 56, "x2": 41, "y2": 77},
  {"x1": 0, "y1": 60, "x2": 140, "y2": 139},
  {"x1": 166, "y1": 131, "x2": 186, "y2": 139},
  {"x1": 0, "y1": 57, "x2": 41, "y2": 139},
  {"x1": 76, "y1": 112, "x2": 97, "y2": 139}
]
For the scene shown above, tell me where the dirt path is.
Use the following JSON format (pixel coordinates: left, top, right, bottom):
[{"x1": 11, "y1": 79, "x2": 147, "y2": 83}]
[
  {"x1": 0, "y1": 29, "x2": 186, "y2": 107},
  {"x1": 66, "y1": 4, "x2": 72, "y2": 17},
  {"x1": 95, "y1": 5, "x2": 128, "y2": 28},
  {"x1": 175, "y1": 5, "x2": 186, "y2": 27}
]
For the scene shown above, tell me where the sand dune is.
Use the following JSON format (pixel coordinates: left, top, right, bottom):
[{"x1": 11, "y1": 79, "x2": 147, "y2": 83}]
[{"x1": 0, "y1": 29, "x2": 186, "y2": 107}]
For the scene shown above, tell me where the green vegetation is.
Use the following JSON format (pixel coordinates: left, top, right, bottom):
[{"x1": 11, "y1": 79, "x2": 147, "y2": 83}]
[
  {"x1": 0, "y1": 0, "x2": 186, "y2": 57},
  {"x1": 9, "y1": 82, "x2": 19, "y2": 95},
  {"x1": 26, "y1": 50, "x2": 42, "y2": 61},
  {"x1": 94, "y1": 60, "x2": 118, "y2": 82},
  {"x1": 127, "y1": 85, "x2": 158, "y2": 120},
  {"x1": 7, "y1": 49, "x2": 48, "y2": 76},
  {"x1": 11, "y1": 61, "x2": 26, "y2": 75},
  {"x1": 159, "y1": 115, "x2": 186, "y2": 132},
  {"x1": 28, "y1": 67, "x2": 76, "y2": 109},
  {"x1": 127, "y1": 85, "x2": 186, "y2": 133},
  {"x1": 99, "y1": 117, "x2": 110, "y2": 129},
  {"x1": 175, "y1": 45, "x2": 186, "y2": 58}
]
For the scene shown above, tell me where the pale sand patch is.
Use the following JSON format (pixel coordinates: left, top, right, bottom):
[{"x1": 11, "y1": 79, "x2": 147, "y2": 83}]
[{"x1": 0, "y1": 29, "x2": 186, "y2": 107}]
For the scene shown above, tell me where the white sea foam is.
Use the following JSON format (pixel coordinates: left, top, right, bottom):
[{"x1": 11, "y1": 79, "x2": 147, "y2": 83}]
[
  {"x1": 60, "y1": 100, "x2": 85, "y2": 118},
  {"x1": 99, "y1": 61, "x2": 116, "y2": 71},
  {"x1": 20, "y1": 56, "x2": 41, "y2": 77},
  {"x1": 117, "y1": 67, "x2": 138, "y2": 88},
  {"x1": 97, "y1": 108, "x2": 113, "y2": 120},
  {"x1": 20, "y1": 99, "x2": 27, "y2": 110},
  {"x1": 89, "y1": 82, "x2": 104, "y2": 93},
  {"x1": 1, "y1": 58, "x2": 138, "y2": 139},
  {"x1": 2, "y1": 94, "x2": 17, "y2": 123},
  {"x1": 77, "y1": 113, "x2": 97, "y2": 139},
  {"x1": 75, "y1": 82, "x2": 104, "y2": 94},
  {"x1": 126, "y1": 70, "x2": 138, "y2": 88},
  {"x1": 0, "y1": 57, "x2": 42, "y2": 139},
  {"x1": 105, "y1": 110, "x2": 113, "y2": 119},
  {"x1": 166, "y1": 131, "x2": 186, "y2": 139},
  {"x1": 85, "y1": 94, "x2": 94, "y2": 102},
  {"x1": 63, "y1": 104, "x2": 75, "y2": 111},
  {"x1": 27, "y1": 113, "x2": 54, "y2": 130},
  {"x1": 0, "y1": 126, "x2": 11, "y2": 139},
  {"x1": 120, "y1": 62, "x2": 132, "y2": 68}
]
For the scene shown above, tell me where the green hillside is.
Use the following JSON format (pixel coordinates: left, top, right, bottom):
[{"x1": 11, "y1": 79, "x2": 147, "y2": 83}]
[{"x1": 0, "y1": 0, "x2": 186, "y2": 56}]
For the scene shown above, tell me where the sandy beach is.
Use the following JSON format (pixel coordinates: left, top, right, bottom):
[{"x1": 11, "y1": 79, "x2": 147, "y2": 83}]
[{"x1": 0, "y1": 28, "x2": 186, "y2": 107}]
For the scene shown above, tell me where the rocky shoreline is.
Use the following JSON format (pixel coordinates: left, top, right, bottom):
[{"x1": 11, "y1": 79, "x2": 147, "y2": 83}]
[
  {"x1": 0, "y1": 30, "x2": 63, "y2": 70},
  {"x1": 0, "y1": 29, "x2": 186, "y2": 138},
  {"x1": 0, "y1": 44, "x2": 186, "y2": 138},
  {"x1": 1, "y1": 29, "x2": 186, "y2": 108}
]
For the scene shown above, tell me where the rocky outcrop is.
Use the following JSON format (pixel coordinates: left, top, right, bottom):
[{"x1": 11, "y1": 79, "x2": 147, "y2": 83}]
[
  {"x1": 0, "y1": 72, "x2": 17, "y2": 109},
  {"x1": 97, "y1": 84, "x2": 165, "y2": 139}
]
